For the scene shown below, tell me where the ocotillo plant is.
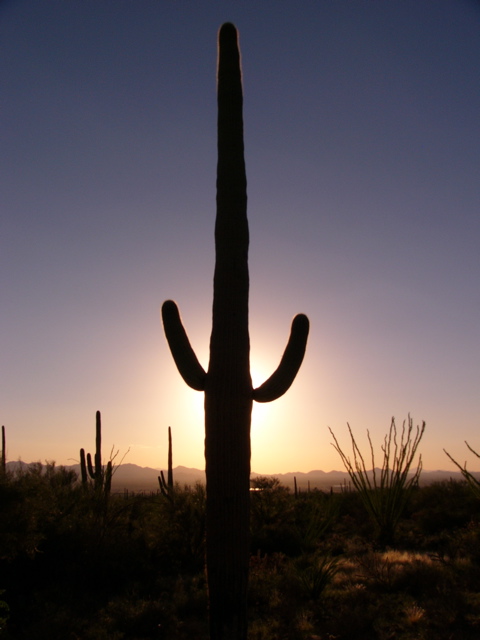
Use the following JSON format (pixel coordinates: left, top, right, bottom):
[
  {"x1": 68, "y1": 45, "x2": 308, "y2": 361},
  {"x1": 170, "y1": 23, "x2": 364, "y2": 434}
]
[
  {"x1": 162, "y1": 23, "x2": 309, "y2": 640},
  {"x1": 80, "y1": 410, "x2": 112, "y2": 495},
  {"x1": 158, "y1": 426, "x2": 174, "y2": 503},
  {"x1": 330, "y1": 416, "x2": 425, "y2": 546},
  {"x1": 444, "y1": 442, "x2": 480, "y2": 500}
]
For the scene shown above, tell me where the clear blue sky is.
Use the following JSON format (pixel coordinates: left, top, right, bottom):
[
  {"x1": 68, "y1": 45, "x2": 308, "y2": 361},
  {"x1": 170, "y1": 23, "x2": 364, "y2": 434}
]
[{"x1": 1, "y1": 0, "x2": 480, "y2": 473}]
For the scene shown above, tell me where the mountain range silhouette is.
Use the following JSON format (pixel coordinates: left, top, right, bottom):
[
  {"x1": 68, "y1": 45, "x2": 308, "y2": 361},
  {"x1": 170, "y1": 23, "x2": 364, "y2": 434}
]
[{"x1": 6, "y1": 461, "x2": 477, "y2": 493}]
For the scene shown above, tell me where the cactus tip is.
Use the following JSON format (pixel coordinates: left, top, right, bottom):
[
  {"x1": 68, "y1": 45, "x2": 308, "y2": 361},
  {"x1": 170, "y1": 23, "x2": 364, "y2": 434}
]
[{"x1": 220, "y1": 22, "x2": 237, "y2": 35}]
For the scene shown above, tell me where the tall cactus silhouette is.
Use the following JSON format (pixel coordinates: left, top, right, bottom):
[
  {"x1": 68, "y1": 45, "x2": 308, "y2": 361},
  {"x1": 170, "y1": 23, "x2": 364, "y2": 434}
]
[
  {"x1": 80, "y1": 410, "x2": 112, "y2": 494},
  {"x1": 1, "y1": 425, "x2": 6, "y2": 475},
  {"x1": 162, "y1": 23, "x2": 309, "y2": 640},
  {"x1": 158, "y1": 426, "x2": 174, "y2": 503}
]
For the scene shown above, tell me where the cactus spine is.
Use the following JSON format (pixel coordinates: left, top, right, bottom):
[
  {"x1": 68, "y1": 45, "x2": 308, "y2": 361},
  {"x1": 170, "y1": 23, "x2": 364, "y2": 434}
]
[
  {"x1": 162, "y1": 23, "x2": 309, "y2": 640},
  {"x1": 80, "y1": 410, "x2": 112, "y2": 494}
]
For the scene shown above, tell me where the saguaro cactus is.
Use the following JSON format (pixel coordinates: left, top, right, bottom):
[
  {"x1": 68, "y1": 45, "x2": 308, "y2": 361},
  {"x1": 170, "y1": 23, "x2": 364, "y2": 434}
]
[
  {"x1": 158, "y1": 426, "x2": 174, "y2": 502},
  {"x1": 80, "y1": 410, "x2": 112, "y2": 494},
  {"x1": 1, "y1": 425, "x2": 6, "y2": 475},
  {"x1": 162, "y1": 23, "x2": 309, "y2": 639}
]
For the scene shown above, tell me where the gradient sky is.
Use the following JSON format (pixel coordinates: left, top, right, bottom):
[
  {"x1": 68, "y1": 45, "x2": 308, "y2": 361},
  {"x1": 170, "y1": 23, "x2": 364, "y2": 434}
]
[{"x1": 2, "y1": 0, "x2": 480, "y2": 474}]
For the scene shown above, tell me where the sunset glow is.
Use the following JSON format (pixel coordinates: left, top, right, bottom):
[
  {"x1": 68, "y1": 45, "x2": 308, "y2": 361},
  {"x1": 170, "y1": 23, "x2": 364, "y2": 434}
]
[{"x1": 2, "y1": 1, "x2": 480, "y2": 475}]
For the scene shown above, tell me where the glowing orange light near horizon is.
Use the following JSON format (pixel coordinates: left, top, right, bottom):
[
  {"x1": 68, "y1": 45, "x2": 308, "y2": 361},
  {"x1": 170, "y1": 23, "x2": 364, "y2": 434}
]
[{"x1": 161, "y1": 351, "x2": 302, "y2": 472}]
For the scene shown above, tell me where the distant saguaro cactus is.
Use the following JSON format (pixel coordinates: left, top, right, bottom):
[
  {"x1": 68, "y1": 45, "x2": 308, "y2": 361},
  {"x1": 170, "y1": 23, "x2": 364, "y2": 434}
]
[
  {"x1": 80, "y1": 410, "x2": 112, "y2": 495},
  {"x1": 1, "y1": 425, "x2": 5, "y2": 474},
  {"x1": 162, "y1": 23, "x2": 309, "y2": 640},
  {"x1": 158, "y1": 426, "x2": 174, "y2": 503}
]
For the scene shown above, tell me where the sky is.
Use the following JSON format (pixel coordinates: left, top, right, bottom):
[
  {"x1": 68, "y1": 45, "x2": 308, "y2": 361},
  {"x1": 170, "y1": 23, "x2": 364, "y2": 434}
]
[{"x1": 1, "y1": 0, "x2": 480, "y2": 474}]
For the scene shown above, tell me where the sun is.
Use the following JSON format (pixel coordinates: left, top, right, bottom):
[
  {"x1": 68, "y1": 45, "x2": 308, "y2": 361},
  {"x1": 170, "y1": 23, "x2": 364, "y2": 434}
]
[
  {"x1": 250, "y1": 358, "x2": 271, "y2": 390},
  {"x1": 185, "y1": 360, "x2": 273, "y2": 423},
  {"x1": 174, "y1": 357, "x2": 279, "y2": 461},
  {"x1": 165, "y1": 356, "x2": 291, "y2": 472}
]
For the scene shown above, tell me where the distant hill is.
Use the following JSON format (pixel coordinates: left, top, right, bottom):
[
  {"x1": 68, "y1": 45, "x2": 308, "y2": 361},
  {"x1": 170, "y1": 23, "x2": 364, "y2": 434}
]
[
  {"x1": 265, "y1": 468, "x2": 480, "y2": 492},
  {"x1": 5, "y1": 460, "x2": 479, "y2": 493},
  {"x1": 110, "y1": 464, "x2": 206, "y2": 493}
]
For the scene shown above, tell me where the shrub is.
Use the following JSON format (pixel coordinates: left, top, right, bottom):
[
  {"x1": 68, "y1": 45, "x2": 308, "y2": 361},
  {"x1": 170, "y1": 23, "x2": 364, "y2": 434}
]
[
  {"x1": 330, "y1": 416, "x2": 425, "y2": 546},
  {"x1": 444, "y1": 442, "x2": 480, "y2": 500}
]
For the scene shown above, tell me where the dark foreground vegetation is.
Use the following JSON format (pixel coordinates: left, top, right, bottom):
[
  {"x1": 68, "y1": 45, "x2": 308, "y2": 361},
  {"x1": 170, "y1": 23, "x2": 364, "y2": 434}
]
[{"x1": 2, "y1": 464, "x2": 480, "y2": 639}]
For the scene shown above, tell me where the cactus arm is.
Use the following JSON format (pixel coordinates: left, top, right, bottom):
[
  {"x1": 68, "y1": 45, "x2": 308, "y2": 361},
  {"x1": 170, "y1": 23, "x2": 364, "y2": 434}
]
[
  {"x1": 162, "y1": 300, "x2": 207, "y2": 391},
  {"x1": 158, "y1": 470, "x2": 168, "y2": 495},
  {"x1": 253, "y1": 313, "x2": 310, "y2": 402},
  {"x1": 80, "y1": 448, "x2": 88, "y2": 484},
  {"x1": 158, "y1": 470, "x2": 167, "y2": 493},
  {"x1": 86, "y1": 452, "x2": 96, "y2": 479},
  {"x1": 158, "y1": 472, "x2": 173, "y2": 504}
]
